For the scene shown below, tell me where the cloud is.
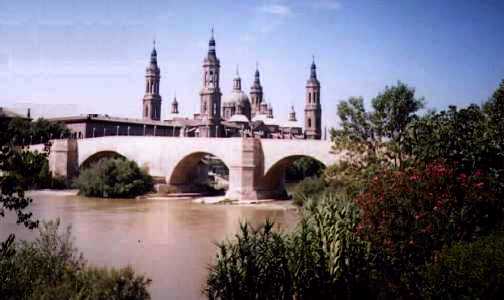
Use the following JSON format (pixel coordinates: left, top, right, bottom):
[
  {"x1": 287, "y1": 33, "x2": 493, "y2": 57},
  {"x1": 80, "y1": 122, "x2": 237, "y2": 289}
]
[
  {"x1": 258, "y1": 4, "x2": 292, "y2": 16},
  {"x1": 311, "y1": 0, "x2": 343, "y2": 11},
  {"x1": 241, "y1": 2, "x2": 292, "y2": 43}
]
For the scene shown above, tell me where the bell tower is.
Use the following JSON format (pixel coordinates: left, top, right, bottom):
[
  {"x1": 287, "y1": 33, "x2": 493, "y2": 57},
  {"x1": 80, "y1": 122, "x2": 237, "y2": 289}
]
[
  {"x1": 199, "y1": 28, "x2": 222, "y2": 137},
  {"x1": 250, "y1": 63, "x2": 263, "y2": 117},
  {"x1": 304, "y1": 56, "x2": 321, "y2": 139},
  {"x1": 143, "y1": 41, "x2": 162, "y2": 121}
]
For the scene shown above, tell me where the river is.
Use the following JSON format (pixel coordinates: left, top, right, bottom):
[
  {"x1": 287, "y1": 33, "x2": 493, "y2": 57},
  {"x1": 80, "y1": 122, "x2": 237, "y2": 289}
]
[{"x1": 0, "y1": 191, "x2": 300, "y2": 300}]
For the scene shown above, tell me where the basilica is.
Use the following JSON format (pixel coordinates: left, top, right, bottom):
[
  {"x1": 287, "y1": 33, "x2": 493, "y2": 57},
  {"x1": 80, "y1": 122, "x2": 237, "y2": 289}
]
[
  {"x1": 144, "y1": 30, "x2": 322, "y2": 139},
  {"x1": 52, "y1": 31, "x2": 323, "y2": 140}
]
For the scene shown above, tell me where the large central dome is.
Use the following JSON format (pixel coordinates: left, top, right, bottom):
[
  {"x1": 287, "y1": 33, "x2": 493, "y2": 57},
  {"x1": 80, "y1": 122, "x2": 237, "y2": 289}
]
[{"x1": 225, "y1": 89, "x2": 250, "y2": 105}]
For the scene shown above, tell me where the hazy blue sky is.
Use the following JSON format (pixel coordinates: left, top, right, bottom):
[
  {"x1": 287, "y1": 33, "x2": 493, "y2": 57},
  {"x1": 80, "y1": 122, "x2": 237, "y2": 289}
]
[{"x1": 1, "y1": 0, "x2": 503, "y2": 129}]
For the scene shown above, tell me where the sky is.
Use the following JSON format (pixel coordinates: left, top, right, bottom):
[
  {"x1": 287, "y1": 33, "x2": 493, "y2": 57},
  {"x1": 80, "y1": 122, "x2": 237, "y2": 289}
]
[{"x1": 1, "y1": 0, "x2": 503, "y2": 129}]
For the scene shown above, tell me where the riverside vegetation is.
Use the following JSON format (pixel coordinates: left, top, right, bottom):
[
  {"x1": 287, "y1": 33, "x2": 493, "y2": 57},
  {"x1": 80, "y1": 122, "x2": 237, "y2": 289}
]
[
  {"x1": 206, "y1": 80, "x2": 504, "y2": 299},
  {"x1": 1, "y1": 118, "x2": 152, "y2": 299},
  {"x1": 74, "y1": 158, "x2": 154, "y2": 198}
]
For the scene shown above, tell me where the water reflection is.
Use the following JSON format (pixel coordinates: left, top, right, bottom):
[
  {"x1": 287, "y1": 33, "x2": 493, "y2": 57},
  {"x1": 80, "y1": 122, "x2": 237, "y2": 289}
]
[{"x1": 0, "y1": 191, "x2": 299, "y2": 300}]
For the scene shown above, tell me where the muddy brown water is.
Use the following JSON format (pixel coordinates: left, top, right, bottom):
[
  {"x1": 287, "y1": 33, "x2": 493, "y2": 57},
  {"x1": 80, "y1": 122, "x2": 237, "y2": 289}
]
[{"x1": 0, "y1": 191, "x2": 300, "y2": 300}]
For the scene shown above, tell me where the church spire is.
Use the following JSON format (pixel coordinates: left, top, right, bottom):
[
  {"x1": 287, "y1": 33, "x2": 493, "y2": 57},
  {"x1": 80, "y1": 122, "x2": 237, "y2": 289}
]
[
  {"x1": 150, "y1": 40, "x2": 157, "y2": 64},
  {"x1": 250, "y1": 62, "x2": 263, "y2": 117},
  {"x1": 289, "y1": 105, "x2": 297, "y2": 122},
  {"x1": 208, "y1": 27, "x2": 216, "y2": 55},
  {"x1": 233, "y1": 65, "x2": 242, "y2": 90},
  {"x1": 171, "y1": 93, "x2": 179, "y2": 114},
  {"x1": 254, "y1": 62, "x2": 261, "y2": 84},
  {"x1": 310, "y1": 55, "x2": 317, "y2": 80}
]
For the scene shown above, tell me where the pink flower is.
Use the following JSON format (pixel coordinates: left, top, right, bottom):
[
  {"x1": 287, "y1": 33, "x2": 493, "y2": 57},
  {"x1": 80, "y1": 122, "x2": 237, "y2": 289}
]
[
  {"x1": 410, "y1": 175, "x2": 420, "y2": 181},
  {"x1": 475, "y1": 182, "x2": 484, "y2": 189},
  {"x1": 458, "y1": 173, "x2": 467, "y2": 183},
  {"x1": 474, "y1": 169, "x2": 483, "y2": 177}
]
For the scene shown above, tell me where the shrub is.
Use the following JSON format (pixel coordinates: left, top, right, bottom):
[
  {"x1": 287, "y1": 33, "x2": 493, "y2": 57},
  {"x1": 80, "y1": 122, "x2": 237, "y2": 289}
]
[
  {"x1": 206, "y1": 195, "x2": 375, "y2": 299},
  {"x1": 354, "y1": 162, "x2": 500, "y2": 296},
  {"x1": 0, "y1": 219, "x2": 151, "y2": 299},
  {"x1": 422, "y1": 233, "x2": 504, "y2": 299},
  {"x1": 285, "y1": 157, "x2": 325, "y2": 181},
  {"x1": 290, "y1": 195, "x2": 374, "y2": 299},
  {"x1": 74, "y1": 157, "x2": 153, "y2": 198},
  {"x1": 205, "y1": 220, "x2": 293, "y2": 299},
  {"x1": 291, "y1": 176, "x2": 327, "y2": 206}
]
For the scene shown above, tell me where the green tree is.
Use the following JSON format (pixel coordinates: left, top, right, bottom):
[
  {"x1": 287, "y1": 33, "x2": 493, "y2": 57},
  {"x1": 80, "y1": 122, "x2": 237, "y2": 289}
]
[
  {"x1": 332, "y1": 82, "x2": 424, "y2": 169},
  {"x1": 4, "y1": 117, "x2": 70, "y2": 146},
  {"x1": 0, "y1": 146, "x2": 40, "y2": 254},
  {"x1": 30, "y1": 117, "x2": 70, "y2": 144},
  {"x1": 74, "y1": 157, "x2": 153, "y2": 198}
]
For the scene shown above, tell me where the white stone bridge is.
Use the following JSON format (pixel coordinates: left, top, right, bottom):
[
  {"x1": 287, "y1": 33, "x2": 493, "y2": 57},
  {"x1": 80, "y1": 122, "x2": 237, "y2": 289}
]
[{"x1": 43, "y1": 137, "x2": 341, "y2": 200}]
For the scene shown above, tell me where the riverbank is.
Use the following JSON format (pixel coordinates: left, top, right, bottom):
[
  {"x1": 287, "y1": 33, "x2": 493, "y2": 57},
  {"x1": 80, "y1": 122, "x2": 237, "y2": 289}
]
[
  {"x1": 27, "y1": 189, "x2": 298, "y2": 210},
  {"x1": 191, "y1": 195, "x2": 298, "y2": 210}
]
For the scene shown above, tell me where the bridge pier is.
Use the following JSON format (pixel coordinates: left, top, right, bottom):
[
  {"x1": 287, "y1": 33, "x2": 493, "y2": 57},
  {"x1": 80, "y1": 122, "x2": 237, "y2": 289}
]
[
  {"x1": 48, "y1": 139, "x2": 79, "y2": 179},
  {"x1": 225, "y1": 138, "x2": 264, "y2": 201}
]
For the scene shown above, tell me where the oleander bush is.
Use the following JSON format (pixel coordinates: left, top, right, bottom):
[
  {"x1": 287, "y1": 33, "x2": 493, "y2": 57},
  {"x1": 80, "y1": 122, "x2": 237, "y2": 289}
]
[
  {"x1": 422, "y1": 233, "x2": 504, "y2": 299},
  {"x1": 74, "y1": 157, "x2": 153, "y2": 198}
]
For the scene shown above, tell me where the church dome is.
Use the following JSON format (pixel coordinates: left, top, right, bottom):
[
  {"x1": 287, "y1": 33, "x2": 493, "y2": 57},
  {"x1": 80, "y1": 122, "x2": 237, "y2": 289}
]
[
  {"x1": 225, "y1": 90, "x2": 250, "y2": 106},
  {"x1": 228, "y1": 114, "x2": 249, "y2": 123}
]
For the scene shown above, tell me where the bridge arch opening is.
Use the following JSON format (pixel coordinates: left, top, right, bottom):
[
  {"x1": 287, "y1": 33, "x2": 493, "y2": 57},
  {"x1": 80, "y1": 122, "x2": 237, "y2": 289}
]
[
  {"x1": 168, "y1": 152, "x2": 229, "y2": 195},
  {"x1": 80, "y1": 151, "x2": 125, "y2": 170},
  {"x1": 260, "y1": 155, "x2": 326, "y2": 198}
]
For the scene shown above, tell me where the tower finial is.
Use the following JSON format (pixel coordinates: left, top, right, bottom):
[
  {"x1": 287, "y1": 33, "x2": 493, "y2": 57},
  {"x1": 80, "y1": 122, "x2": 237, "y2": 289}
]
[
  {"x1": 256, "y1": 61, "x2": 259, "y2": 70},
  {"x1": 236, "y1": 64, "x2": 239, "y2": 77},
  {"x1": 153, "y1": 39, "x2": 156, "y2": 48},
  {"x1": 208, "y1": 26, "x2": 216, "y2": 52},
  {"x1": 310, "y1": 55, "x2": 317, "y2": 80}
]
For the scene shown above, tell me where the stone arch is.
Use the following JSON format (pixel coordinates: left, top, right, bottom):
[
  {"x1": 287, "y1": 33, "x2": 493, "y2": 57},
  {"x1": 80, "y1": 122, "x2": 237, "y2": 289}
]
[
  {"x1": 80, "y1": 150, "x2": 126, "y2": 169},
  {"x1": 258, "y1": 154, "x2": 326, "y2": 193},
  {"x1": 168, "y1": 151, "x2": 229, "y2": 193}
]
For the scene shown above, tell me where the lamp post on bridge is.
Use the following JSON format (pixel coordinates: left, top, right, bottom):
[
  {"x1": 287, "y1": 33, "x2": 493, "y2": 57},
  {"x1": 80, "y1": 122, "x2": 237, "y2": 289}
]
[
  {"x1": 154, "y1": 125, "x2": 157, "y2": 136},
  {"x1": 92, "y1": 128, "x2": 96, "y2": 138},
  {"x1": 103, "y1": 128, "x2": 106, "y2": 137},
  {"x1": 127, "y1": 126, "x2": 131, "y2": 136},
  {"x1": 143, "y1": 124, "x2": 146, "y2": 136},
  {"x1": 116, "y1": 125, "x2": 119, "y2": 136}
]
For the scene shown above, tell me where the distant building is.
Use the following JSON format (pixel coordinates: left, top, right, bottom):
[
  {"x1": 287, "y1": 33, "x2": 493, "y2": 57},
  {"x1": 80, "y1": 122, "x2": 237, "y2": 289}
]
[
  {"x1": 51, "y1": 29, "x2": 323, "y2": 140},
  {"x1": 0, "y1": 107, "x2": 29, "y2": 122},
  {"x1": 50, "y1": 114, "x2": 180, "y2": 139}
]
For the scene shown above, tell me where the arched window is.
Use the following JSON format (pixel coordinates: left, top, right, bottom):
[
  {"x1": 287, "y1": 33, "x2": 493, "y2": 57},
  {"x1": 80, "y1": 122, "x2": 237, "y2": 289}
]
[
  {"x1": 308, "y1": 93, "x2": 311, "y2": 103},
  {"x1": 145, "y1": 106, "x2": 149, "y2": 117},
  {"x1": 308, "y1": 118, "x2": 312, "y2": 128}
]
